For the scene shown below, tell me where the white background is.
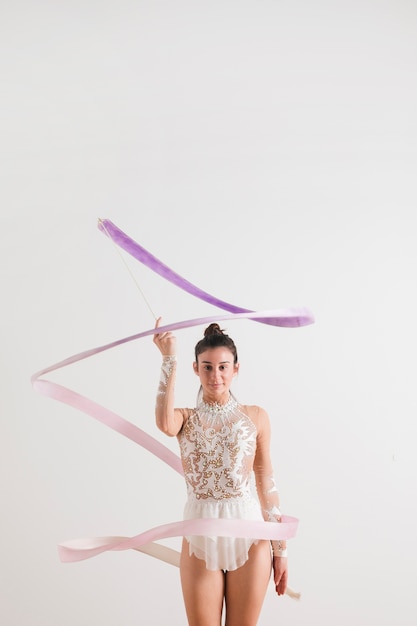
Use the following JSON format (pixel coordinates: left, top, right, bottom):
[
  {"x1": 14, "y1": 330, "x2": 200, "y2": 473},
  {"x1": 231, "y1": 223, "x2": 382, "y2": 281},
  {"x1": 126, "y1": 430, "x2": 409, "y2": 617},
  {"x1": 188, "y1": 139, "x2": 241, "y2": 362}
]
[{"x1": 1, "y1": 1, "x2": 416, "y2": 624}]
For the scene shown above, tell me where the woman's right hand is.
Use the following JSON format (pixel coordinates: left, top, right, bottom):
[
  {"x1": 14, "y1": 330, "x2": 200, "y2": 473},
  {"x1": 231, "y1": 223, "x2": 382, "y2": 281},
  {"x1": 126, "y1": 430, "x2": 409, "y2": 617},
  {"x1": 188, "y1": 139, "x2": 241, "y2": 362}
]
[{"x1": 153, "y1": 317, "x2": 177, "y2": 356}]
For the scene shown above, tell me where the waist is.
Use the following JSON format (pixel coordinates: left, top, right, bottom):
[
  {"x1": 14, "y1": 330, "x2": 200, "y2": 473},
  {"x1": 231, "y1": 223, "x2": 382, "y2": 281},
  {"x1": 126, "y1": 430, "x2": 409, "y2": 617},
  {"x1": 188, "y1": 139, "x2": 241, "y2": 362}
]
[
  {"x1": 185, "y1": 484, "x2": 256, "y2": 504},
  {"x1": 184, "y1": 469, "x2": 257, "y2": 502},
  {"x1": 183, "y1": 493, "x2": 263, "y2": 520},
  {"x1": 186, "y1": 481, "x2": 255, "y2": 502}
]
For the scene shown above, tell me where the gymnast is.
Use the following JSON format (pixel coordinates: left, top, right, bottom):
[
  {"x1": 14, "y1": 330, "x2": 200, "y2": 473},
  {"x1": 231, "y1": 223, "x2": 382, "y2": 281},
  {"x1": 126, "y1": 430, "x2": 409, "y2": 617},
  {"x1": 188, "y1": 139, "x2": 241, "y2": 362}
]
[{"x1": 154, "y1": 317, "x2": 288, "y2": 626}]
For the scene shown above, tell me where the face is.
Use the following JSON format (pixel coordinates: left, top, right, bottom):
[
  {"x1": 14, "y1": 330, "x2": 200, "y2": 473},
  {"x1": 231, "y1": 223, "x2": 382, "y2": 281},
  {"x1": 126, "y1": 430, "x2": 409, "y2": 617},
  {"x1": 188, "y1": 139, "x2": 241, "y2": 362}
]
[{"x1": 193, "y1": 347, "x2": 239, "y2": 403}]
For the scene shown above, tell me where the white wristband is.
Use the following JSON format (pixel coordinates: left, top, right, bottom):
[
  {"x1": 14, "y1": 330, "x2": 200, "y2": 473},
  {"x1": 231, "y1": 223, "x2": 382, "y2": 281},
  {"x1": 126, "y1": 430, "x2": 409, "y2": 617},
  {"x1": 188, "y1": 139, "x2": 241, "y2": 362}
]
[{"x1": 274, "y1": 548, "x2": 288, "y2": 557}]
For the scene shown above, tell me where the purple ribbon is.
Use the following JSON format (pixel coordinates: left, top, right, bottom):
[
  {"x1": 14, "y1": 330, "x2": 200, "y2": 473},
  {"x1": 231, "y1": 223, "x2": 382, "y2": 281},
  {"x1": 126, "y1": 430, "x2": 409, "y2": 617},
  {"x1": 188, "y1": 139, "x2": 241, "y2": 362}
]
[{"x1": 98, "y1": 219, "x2": 314, "y2": 328}]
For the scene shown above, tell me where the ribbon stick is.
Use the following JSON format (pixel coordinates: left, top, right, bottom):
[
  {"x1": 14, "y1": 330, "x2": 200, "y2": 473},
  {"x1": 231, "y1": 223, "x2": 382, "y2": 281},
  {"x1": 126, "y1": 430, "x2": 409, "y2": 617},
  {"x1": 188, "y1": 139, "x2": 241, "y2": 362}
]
[
  {"x1": 98, "y1": 219, "x2": 315, "y2": 328},
  {"x1": 32, "y1": 219, "x2": 313, "y2": 599}
]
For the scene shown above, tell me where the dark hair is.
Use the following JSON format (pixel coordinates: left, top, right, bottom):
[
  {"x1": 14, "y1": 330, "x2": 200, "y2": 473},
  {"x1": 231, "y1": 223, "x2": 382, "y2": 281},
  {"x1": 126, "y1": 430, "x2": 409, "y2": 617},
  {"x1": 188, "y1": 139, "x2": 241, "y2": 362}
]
[{"x1": 194, "y1": 324, "x2": 238, "y2": 364}]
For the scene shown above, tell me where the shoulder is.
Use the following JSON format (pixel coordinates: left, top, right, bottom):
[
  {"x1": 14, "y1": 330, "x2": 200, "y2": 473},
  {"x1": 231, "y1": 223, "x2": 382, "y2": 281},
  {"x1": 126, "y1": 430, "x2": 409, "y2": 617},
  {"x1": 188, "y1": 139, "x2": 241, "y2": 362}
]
[
  {"x1": 241, "y1": 404, "x2": 269, "y2": 419},
  {"x1": 241, "y1": 404, "x2": 270, "y2": 430},
  {"x1": 175, "y1": 407, "x2": 196, "y2": 430}
]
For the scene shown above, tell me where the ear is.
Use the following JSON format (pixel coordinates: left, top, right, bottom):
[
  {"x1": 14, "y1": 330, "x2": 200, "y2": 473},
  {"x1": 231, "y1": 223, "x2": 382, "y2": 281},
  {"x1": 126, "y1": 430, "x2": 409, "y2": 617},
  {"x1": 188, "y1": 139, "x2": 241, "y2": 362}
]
[
  {"x1": 233, "y1": 363, "x2": 239, "y2": 377},
  {"x1": 193, "y1": 361, "x2": 199, "y2": 375}
]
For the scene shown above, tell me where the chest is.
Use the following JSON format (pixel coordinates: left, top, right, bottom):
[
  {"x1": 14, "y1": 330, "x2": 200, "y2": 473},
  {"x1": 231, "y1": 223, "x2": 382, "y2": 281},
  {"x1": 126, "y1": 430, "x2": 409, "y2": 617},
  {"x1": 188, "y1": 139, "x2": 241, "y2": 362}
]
[{"x1": 178, "y1": 410, "x2": 257, "y2": 464}]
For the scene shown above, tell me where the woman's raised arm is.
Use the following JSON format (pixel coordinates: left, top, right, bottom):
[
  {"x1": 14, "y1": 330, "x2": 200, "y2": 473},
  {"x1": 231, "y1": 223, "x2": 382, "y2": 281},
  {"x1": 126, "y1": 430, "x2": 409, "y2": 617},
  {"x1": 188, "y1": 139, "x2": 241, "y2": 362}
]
[{"x1": 153, "y1": 317, "x2": 184, "y2": 436}]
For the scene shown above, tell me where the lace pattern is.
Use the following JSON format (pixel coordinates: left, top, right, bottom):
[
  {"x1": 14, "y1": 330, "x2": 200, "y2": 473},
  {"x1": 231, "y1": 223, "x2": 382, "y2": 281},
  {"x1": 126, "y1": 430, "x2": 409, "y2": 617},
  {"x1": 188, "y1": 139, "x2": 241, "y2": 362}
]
[
  {"x1": 256, "y1": 466, "x2": 285, "y2": 555},
  {"x1": 178, "y1": 395, "x2": 257, "y2": 502},
  {"x1": 156, "y1": 355, "x2": 177, "y2": 399}
]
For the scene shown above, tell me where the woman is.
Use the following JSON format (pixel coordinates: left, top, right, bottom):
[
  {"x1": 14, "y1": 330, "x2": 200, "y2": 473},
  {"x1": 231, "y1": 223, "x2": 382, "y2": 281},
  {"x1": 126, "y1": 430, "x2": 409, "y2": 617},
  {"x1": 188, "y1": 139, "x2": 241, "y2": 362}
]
[{"x1": 154, "y1": 317, "x2": 288, "y2": 626}]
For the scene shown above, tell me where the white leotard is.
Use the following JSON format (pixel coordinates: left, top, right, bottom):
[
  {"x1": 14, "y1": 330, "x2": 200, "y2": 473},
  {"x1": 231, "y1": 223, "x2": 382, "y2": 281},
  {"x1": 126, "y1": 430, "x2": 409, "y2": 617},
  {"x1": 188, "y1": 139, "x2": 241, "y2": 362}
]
[{"x1": 178, "y1": 394, "x2": 265, "y2": 571}]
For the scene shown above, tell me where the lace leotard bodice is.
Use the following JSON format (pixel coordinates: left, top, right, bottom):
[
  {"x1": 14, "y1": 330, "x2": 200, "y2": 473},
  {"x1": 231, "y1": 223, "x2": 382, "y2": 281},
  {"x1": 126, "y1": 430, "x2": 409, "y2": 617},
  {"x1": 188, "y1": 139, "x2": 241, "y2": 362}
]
[{"x1": 178, "y1": 395, "x2": 257, "y2": 502}]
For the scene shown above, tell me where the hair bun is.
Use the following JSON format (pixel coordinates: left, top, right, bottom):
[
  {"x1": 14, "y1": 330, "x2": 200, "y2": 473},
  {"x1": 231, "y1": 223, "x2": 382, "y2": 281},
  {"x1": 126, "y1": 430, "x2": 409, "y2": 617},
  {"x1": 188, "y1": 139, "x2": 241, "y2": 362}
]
[
  {"x1": 195, "y1": 323, "x2": 238, "y2": 364},
  {"x1": 204, "y1": 323, "x2": 224, "y2": 338}
]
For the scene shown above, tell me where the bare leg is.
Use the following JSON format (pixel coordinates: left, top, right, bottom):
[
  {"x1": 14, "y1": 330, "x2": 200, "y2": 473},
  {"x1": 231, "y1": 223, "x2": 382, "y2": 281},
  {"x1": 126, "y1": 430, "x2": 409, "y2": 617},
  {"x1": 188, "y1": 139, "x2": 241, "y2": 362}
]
[
  {"x1": 180, "y1": 538, "x2": 225, "y2": 626},
  {"x1": 224, "y1": 540, "x2": 272, "y2": 626}
]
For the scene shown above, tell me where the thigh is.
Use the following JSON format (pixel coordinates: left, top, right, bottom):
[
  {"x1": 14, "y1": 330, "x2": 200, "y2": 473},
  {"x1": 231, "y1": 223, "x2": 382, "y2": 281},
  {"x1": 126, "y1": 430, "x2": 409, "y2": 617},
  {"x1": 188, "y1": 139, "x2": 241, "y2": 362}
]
[
  {"x1": 180, "y1": 538, "x2": 225, "y2": 626},
  {"x1": 224, "y1": 540, "x2": 272, "y2": 626}
]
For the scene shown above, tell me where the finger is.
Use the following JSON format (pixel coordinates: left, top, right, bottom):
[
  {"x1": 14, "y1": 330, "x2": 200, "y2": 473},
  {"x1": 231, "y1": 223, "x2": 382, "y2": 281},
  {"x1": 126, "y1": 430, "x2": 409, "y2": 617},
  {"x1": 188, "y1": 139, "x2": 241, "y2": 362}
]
[
  {"x1": 153, "y1": 317, "x2": 162, "y2": 342},
  {"x1": 276, "y1": 582, "x2": 284, "y2": 596},
  {"x1": 276, "y1": 572, "x2": 288, "y2": 596}
]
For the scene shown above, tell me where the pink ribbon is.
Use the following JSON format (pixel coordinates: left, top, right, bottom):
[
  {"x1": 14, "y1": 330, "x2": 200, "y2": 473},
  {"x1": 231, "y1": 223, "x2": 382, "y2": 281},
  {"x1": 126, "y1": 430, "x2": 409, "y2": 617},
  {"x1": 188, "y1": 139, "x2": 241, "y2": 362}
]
[
  {"x1": 31, "y1": 219, "x2": 313, "y2": 582},
  {"x1": 58, "y1": 517, "x2": 299, "y2": 564}
]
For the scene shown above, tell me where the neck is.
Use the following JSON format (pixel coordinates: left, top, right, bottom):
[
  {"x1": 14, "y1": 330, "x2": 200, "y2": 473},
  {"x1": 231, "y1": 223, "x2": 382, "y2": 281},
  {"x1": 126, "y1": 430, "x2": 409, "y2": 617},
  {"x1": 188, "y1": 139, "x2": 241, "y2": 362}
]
[{"x1": 202, "y1": 391, "x2": 231, "y2": 406}]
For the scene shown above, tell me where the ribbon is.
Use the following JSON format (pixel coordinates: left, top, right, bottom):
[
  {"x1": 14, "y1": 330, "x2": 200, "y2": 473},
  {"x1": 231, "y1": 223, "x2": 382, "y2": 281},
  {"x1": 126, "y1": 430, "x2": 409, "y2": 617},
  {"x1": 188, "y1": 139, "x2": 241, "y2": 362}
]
[
  {"x1": 31, "y1": 219, "x2": 314, "y2": 598},
  {"x1": 58, "y1": 517, "x2": 299, "y2": 563},
  {"x1": 97, "y1": 219, "x2": 314, "y2": 328}
]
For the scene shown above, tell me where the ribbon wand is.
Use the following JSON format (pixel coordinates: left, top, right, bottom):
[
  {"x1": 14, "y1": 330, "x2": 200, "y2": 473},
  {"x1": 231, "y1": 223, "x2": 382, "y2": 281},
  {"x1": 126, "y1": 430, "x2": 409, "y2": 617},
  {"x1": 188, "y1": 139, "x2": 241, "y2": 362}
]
[
  {"x1": 97, "y1": 218, "x2": 314, "y2": 328},
  {"x1": 31, "y1": 219, "x2": 311, "y2": 600}
]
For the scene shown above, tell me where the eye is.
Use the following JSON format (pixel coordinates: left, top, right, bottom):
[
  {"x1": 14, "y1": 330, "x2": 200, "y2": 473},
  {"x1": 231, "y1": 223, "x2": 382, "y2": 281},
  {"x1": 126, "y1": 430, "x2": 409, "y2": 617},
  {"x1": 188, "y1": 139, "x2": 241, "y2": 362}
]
[{"x1": 203, "y1": 365, "x2": 212, "y2": 371}]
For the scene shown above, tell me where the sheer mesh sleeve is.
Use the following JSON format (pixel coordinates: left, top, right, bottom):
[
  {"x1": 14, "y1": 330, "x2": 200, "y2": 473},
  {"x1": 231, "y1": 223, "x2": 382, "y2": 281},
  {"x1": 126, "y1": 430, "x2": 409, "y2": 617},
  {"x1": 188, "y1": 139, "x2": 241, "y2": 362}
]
[
  {"x1": 155, "y1": 355, "x2": 180, "y2": 435},
  {"x1": 156, "y1": 355, "x2": 177, "y2": 401},
  {"x1": 253, "y1": 407, "x2": 287, "y2": 557}
]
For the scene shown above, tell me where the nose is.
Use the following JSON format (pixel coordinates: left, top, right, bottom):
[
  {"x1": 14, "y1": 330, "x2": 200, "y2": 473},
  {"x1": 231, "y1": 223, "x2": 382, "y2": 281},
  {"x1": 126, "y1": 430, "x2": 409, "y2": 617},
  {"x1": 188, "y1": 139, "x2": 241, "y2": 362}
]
[{"x1": 211, "y1": 368, "x2": 221, "y2": 382}]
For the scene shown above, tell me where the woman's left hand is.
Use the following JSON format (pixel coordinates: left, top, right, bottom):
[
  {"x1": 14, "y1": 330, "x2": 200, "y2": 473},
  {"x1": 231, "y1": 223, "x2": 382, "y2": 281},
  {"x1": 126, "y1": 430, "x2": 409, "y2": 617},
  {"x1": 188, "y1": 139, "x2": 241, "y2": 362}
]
[{"x1": 273, "y1": 556, "x2": 288, "y2": 596}]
